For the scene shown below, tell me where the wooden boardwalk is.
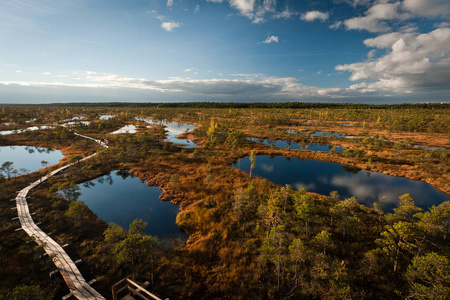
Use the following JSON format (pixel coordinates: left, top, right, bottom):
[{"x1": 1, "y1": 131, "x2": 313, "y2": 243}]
[{"x1": 13, "y1": 133, "x2": 107, "y2": 299}]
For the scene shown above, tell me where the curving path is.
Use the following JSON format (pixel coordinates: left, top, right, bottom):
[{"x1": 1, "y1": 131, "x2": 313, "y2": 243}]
[{"x1": 14, "y1": 133, "x2": 107, "y2": 299}]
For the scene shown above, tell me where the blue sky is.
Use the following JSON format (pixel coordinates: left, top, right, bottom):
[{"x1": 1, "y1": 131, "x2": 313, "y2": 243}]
[{"x1": 0, "y1": 0, "x2": 449, "y2": 103}]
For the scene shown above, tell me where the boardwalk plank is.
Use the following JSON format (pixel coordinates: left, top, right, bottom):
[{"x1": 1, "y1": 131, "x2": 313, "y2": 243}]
[{"x1": 13, "y1": 133, "x2": 107, "y2": 300}]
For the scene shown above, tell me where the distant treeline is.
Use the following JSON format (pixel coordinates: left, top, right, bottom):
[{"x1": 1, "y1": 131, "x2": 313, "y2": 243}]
[{"x1": 4, "y1": 101, "x2": 449, "y2": 109}]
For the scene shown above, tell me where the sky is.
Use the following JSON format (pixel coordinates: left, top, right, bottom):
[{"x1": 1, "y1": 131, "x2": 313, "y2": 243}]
[{"x1": 0, "y1": 0, "x2": 449, "y2": 104}]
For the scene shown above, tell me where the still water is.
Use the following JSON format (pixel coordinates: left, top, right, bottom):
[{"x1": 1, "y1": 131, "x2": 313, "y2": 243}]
[
  {"x1": 136, "y1": 117, "x2": 197, "y2": 148},
  {"x1": 286, "y1": 129, "x2": 346, "y2": 138},
  {"x1": 99, "y1": 115, "x2": 115, "y2": 120},
  {"x1": 0, "y1": 146, "x2": 64, "y2": 175},
  {"x1": 111, "y1": 125, "x2": 138, "y2": 134},
  {"x1": 233, "y1": 155, "x2": 449, "y2": 212},
  {"x1": 248, "y1": 137, "x2": 346, "y2": 152},
  {"x1": 79, "y1": 170, "x2": 182, "y2": 238},
  {"x1": 0, "y1": 125, "x2": 53, "y2": 135}
]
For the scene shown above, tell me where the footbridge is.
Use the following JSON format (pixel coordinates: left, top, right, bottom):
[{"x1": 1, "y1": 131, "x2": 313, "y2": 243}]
[{"x1": 13, "y1": 133, "x2": 107, "y2": 299}]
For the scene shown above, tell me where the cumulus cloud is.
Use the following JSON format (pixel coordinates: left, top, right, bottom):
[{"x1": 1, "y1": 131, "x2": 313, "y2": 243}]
[
  {"x1": 167, "y1": 0, "x2": 173, "y2": 7},
  {"x1": 4, "y1": 66, "x2": 448, "y2": 103},
  {"x1": 341, "y1": 0, "x2": 450, "y2": 33},
  {"x1": 161, "y1": 21, "x2": 181, "y2": 32},
  {"x1": 230, "y1": 0, "x2": 256, "y2": 14},
  {"x1": 262, "y1": 35, "x2": 278, "y2": 43},
  {"x1": 194, "y1": 5, "x2": 200, "y2": 13},
  {"x1": 301, "y1": 11, "x2": 329, "y2": 22},
  {"x1": 336, "y1": 27, "x2": 450, "y2": 94},
  {"x1": 403, "y1": 0, "x2": 450, "y2": 18},
  {"x1": 344, "y1": 2, "x2": 409, "y2": 33},
  {"x1": 207, "y1": 0, "x2": 290, "y2": 23},
  {"x1": 0, "y1": 71, "x2": 346, "y2": 100}
]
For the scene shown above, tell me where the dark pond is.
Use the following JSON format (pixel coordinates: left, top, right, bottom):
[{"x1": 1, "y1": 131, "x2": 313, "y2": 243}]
[
  {"x1": 79, "y1": 170, "x2": 182, "y2": 238},
  {"x1": 0, "y1": 146, "x2": 63, "y2": 175},
  {"x1": 286, "y1": 129, "x2": 346, "y2": 138},
  {"x1": 247, "y1": 137, "x2": 346, "y2": 153},
  {"x1": 233, "y1": 155, "x2": 450, "y2": 212},
  {"x1": 136, "y1": 117, "x2": 197, "y2": 148}
]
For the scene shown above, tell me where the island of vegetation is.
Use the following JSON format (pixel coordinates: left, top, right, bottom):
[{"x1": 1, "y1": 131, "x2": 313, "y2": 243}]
[{"x1": 0, "y1": 102, "x2": 449, "y2": 299}]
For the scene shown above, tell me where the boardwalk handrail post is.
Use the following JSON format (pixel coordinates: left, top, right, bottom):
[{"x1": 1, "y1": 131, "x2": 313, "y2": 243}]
[{"x1": 126, "y1": 279, "x2": 166, "y2": 300}]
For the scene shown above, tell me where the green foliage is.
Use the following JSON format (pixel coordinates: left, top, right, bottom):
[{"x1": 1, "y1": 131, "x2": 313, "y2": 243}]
[
  {"x1": 249, "y1": 149, "x2": 256, "y2": 179},
  {"x1": 394, "y1": 193, "x2": 423, "y2": 221},
  {"x1": 0, "y1": 161, "x2": 15, "y2": 180},
  {"x1": 406, "y1": 252, "x2": 450, "y2": 300},
  {"x1": 65, "y1": 200, "x2": 90, "y2": 227},
  {"x1": 104, "y1": 222, "x2": 127, "y2": 244},
  {"x1": 108, "y1": 219, "x2": 160, "y2": 279},
  {"x1": 58, "y1": 181, "x2": 81, "y2": 201},
  {"x1": 129, "y1": 219, "x2": 147, "y2": 235},
  {"x1": 2, "y1": 285, "x2": 50, "y2": 300}
]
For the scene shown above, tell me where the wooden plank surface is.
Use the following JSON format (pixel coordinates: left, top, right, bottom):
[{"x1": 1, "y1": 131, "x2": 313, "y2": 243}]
[{"x1": 14, "y1": 133, "x2": 107, "y2": 300}]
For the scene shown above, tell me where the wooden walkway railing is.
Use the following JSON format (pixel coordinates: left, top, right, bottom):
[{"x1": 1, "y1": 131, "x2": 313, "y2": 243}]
[
  {"x1": 13, "y1": 133, "x2": 108, "y2": 299},
  {"x1": 112, "y1": 278, "x2": 167, "y2": 300}
]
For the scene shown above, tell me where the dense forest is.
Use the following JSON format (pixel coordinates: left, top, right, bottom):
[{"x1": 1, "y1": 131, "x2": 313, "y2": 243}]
[{"x1": 0, "y1": 103, "x2": 449, "y2": 299}]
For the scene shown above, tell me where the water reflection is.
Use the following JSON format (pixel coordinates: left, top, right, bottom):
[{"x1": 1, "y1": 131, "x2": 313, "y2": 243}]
[
  {"x1": 111, "y1": 125, "x2": 137, "y2": 134},
  {"x1": 99, "y1": 115, "x2": 116, "y2": 120},
  {"x1": 247, "y1": 137, "x2": 346, "y2": 152},
  {"x1": 233, "y1": 155, "x2": 449, "y2": 212},
  {"x1": 286, "y1": 129, "x2": 346, "y2": 138},
  {"x1": 0, "y1": 125, "x2": 53, "y2": 135},
  {"x1": 136, "y1": 117, "x2": 197, "y2": 148},
  {"x1": 0, "y1": 146, "x2": 63, "y2": 175},
  {"x1": 79, "y1": 170, "x2": 182, "y2": 238}
]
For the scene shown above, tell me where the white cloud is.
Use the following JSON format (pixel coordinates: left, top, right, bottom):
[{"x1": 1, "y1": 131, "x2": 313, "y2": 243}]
[
  {"x1": 336, "y1": 27, "x2": 450, "y2": 94},
  {"x1": 194, "y1": 5, "x2": 200, "y2": 13},
  {"x1": 435, "y1": 22, "x2": 450, "y2": 28},
  {"x1": 229, "y1": 0, "x2": 256, "y2": 14},
  {"x1": 5, "y1": 61, "x2": 449, "y2": 103},
  {"x1": 301, "y1": 11, "x2": 329, "y2": 22},
  {"x1": 367, "y1": 49, "x2": 376, "y2": 59},
  {"x1": 167, "y1": 0, "x2": 173, "y2": 7},
  {"x1": 161, "y1": 21, "x2": 181, "y2": 32},
  {"x1": 262, "y1": 35, "x2": 278, "y2": 44},
  {"x1": 0, "y1": 71, "x2": 344, "y2": 100},
  {"x1": 403, "y1": 0, "x2": 450, "y2": 18},
  {"x1": 329, "y1": 21, "x2": 343, "y2": 30},
  {"x1": 207, "y1": 0, "x2": 281, "y2": 23},
  {"x1": 184, "y1": 68, "x2": 199, "y2": 73},
  {"x1": 273, "y1": 6, "x2": 298, "y2": 19},
  {"x1": 344, "y1": 2, "x2": 409, "y2": 33}
]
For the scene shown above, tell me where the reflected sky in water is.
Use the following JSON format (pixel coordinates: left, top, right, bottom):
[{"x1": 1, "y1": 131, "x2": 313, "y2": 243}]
[
  {"x1": 99, "y1": 115, "x2": 115, "y2": 120},
  {"x1": 286, "y1": 129, "x2": 346, "y2": 138},
  {"x1": 247, "y1": 137, "x2": 346, "y2": 152},
  {"x1": 111, "y1": 124, "x2": 137, "y2": 134},
  {"x1": 0, "y1": 146, "x2": 63, "y2": 174},
  {"x1": 233, "y1": 155, "x2": 449, "y2": 212},
  {"x1": 0, "y1": 125, "x2": 53, "y2": 135},
  {"x1": 79, "y1": 170, "x2": 182, "y2": 238},
  {"x1": 136, "y1": 117, "x2": 197, "y2": 148}
]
